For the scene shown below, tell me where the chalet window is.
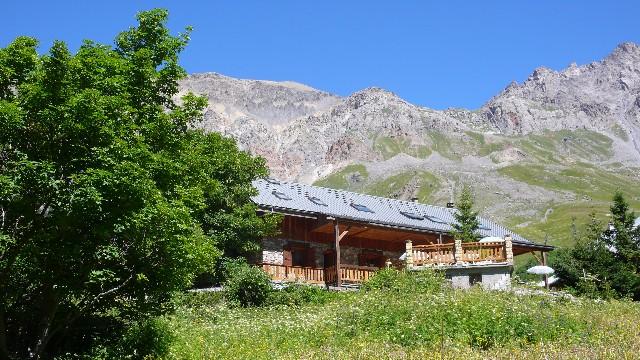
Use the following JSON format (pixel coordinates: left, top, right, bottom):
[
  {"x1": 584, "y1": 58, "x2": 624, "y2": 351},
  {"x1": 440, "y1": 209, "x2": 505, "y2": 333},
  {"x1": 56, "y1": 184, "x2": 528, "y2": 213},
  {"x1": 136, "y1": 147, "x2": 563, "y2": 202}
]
[
  {"x1": 283, "y1": 244, "x2": 315, "y2": 267},
  {"x1": 469, "y1": 273, "x2": 482, "y2": 286},
  {"x1": 307, "y1": 196, "x2": 328, "y2": 206},
  {"x1": 323, "y1": 250, "x2": 335, "y2": 267},
  {"x1": 292, "y1": 249, "x2": 306, "y2": 267},
  {"x1": 358, "y1": 251, "x2": 385, "y2": 268},
  {"x1": 272, "y1": 190, "x2": 292, "y2": 200},
  {"x1": 350, "y1": 203, "x2": 374, "y2": 213},
  {"x1": 400, "y1": 211, "x2": 424, "y2": 220},
  {"x1": 425, "y1": 215, "x2": 448, "y2": 224}
]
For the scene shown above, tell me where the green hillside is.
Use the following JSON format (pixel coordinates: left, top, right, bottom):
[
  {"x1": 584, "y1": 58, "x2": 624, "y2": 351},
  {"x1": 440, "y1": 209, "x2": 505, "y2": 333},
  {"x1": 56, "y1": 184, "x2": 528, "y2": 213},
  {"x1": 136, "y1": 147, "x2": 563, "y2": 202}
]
[{"x1": 313, "y1": 130, "x2": 639, "y2": 250}]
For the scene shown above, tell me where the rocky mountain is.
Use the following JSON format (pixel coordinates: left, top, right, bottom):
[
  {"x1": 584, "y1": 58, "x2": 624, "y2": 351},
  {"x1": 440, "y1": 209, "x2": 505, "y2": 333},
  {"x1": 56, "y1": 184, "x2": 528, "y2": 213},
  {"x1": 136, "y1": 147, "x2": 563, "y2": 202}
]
[{"x1": 179, "y1": 43, "x2": 640, "y2": 247}]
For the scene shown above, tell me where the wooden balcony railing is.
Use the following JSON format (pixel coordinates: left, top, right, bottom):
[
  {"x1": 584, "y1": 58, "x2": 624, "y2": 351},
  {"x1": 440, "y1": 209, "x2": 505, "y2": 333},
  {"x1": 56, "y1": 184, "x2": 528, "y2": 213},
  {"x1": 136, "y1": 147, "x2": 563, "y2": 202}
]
[
  {"x1": 261, "y1": 263, "x2": 379, "y2": 285},
  {"x1": 260, "y1": 263, "x2": 326, "y2": 284},
  {"x1": 323, "y1": 265, "x2": 379, "y2": 284},
  {"x1": 411, "y1": 241, "x2": 507, "y2": 266},
  {"x1": 412, "y1": 243, "x2": 455, "y2": 265},
  {"x1": 460, "y1": 241, "x2": 505, "y2": 262}
]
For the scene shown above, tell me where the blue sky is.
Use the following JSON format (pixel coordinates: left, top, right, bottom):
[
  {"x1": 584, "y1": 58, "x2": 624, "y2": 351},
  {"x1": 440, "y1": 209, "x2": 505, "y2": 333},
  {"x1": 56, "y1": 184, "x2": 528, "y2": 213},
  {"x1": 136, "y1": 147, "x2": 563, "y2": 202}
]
[{"x1": 2, "y1": 1, "x2": 639, "y2": 109}]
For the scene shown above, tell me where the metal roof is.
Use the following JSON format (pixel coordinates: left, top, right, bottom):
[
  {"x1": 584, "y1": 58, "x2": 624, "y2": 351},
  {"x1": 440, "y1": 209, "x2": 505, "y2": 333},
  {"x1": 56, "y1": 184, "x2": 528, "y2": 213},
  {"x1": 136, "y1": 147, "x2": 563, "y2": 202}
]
[{"x1": 252, "y1": 179, "x2": 551, "y2": 250}]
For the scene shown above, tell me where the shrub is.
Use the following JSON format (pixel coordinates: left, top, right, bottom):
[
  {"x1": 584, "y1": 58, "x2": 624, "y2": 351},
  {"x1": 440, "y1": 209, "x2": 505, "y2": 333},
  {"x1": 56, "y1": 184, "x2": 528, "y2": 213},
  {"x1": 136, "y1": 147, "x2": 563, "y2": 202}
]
[
  {"x1": 362, "y1": 268, "x2": 445, "y2": 293},
  {"x1": 76, "y1": 318, "x2": 173, "y2": 360},
  {"x1": 118, "y1": 318, "x2": 174, "y2": 359},
  {"x1": 223, "y1": 263, "x2": 272, "y2": 307},
  {"x1": 173, "y1": 291, "x2": 225, "y2": 309},
  {"x1": 267, "y1": 284, "x2": 337, "y2": 306}
]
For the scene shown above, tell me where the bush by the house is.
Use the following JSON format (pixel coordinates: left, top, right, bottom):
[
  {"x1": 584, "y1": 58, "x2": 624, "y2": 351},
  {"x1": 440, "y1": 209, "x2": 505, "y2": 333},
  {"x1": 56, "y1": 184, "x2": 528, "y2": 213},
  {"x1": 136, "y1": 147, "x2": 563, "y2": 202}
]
[
  {"x1": 267, "y1": 284, "x2": 337, "y2": 306},
  {"x1": 223, "y1": 263, "x2": 272, "y2": 307},
  {"x1": 362, "y1": 268, "x2": 445, "y2": 293}
]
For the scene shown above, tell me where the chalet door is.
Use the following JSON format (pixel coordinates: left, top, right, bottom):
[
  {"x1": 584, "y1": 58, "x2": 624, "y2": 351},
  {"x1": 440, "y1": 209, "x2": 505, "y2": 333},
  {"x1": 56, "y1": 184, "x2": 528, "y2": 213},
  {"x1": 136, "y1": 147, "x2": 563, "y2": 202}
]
[
  {"x1": 323, "y1": 250, "x2": 335, "y2": 268},
  {"x1": 283, "y1": 248, "x2": 293, "y2": 267}
]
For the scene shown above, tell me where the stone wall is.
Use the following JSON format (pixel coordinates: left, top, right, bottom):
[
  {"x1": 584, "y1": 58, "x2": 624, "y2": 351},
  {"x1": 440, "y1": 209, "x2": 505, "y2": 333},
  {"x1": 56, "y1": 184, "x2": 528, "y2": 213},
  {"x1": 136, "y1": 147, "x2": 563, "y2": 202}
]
[
  {"x1": 262, "y1": 238, "x2": 285, "y2": 265},
  {"x1": 445, "y1": 265, "x2": 512, "y2": 290}
]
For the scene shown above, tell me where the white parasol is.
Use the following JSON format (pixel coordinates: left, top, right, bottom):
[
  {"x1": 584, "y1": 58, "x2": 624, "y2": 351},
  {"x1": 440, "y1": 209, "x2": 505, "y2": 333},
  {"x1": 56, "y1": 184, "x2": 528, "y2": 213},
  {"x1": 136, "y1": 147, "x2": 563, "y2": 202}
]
[{"x1": 526, "y1": 265, "x2": 555, "y2": 275}]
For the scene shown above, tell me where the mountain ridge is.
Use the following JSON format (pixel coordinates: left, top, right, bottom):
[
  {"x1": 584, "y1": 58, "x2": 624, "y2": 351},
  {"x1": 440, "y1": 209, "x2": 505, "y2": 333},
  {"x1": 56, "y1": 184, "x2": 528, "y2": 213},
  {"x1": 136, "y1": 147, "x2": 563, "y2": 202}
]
[{"x1": 179, "y1": 42, "x2": 640, "y2": 247}]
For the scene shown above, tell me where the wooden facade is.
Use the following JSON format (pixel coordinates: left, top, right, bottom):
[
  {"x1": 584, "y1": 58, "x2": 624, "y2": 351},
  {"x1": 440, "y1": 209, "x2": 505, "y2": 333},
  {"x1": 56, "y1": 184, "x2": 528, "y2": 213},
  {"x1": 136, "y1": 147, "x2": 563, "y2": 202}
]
[{"x1": 256, "y1": 212, "x2": 548, "y2": 287}]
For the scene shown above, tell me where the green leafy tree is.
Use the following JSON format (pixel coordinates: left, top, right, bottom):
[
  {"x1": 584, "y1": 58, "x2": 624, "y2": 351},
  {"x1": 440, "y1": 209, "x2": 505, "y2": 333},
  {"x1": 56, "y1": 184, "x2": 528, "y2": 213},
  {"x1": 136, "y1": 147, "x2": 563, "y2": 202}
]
[
  {"x1": 0, "y1": 9, "x2": 278, "y2": 358},
  {"x1": 452, "y1": 185, "x2": 480, "y2": 243}
]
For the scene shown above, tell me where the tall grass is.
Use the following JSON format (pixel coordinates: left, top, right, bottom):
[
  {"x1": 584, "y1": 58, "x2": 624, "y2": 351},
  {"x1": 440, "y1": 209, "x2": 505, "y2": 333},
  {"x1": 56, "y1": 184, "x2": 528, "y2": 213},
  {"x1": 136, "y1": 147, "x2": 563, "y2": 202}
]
[{"x1": 160, "y1": 270, "x2": 640, "y2": 359}]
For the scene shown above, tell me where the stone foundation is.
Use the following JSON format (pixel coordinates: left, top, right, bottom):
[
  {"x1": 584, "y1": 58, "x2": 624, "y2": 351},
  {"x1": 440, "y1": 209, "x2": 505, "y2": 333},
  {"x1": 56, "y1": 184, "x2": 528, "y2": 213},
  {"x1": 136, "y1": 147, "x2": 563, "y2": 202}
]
[{"x1": 445, "y1": 265, "x2": 512, "y2": 290}]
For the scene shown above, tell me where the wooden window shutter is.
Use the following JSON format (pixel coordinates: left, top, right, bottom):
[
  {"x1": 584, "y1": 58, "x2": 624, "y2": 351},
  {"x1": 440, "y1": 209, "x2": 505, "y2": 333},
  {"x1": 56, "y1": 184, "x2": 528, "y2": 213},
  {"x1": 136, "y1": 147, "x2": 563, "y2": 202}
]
[{"x1": 283, "y1": 247, "x2": 292, "y2": 267}]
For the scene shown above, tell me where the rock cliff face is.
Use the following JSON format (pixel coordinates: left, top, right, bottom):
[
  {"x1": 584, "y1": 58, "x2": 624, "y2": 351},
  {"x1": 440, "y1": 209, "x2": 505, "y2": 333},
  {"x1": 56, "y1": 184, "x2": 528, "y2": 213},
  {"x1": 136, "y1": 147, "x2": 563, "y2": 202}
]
[
  {"x1": 179, "y1": 43, "x2": 640, "y2": 245},
  {"x1": 482, "y1": 43, "x2": 640, "y2": 146}
]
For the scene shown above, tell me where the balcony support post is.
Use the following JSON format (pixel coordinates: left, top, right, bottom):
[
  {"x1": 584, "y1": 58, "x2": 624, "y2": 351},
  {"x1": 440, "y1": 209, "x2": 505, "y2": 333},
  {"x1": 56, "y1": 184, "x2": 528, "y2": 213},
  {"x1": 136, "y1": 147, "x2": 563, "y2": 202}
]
[
  {"x1": 504, "y1": 235, "x2": 513, "y2": 264},
  {"x1": 334, "y1": 220, "x2": 341, "y2": 287},
  {"x1": 453, "y1": 239, "x2": 463, "y2": 264},
  {"x1": 405, "y1": 240, "x2": 413, "y2": 270}
]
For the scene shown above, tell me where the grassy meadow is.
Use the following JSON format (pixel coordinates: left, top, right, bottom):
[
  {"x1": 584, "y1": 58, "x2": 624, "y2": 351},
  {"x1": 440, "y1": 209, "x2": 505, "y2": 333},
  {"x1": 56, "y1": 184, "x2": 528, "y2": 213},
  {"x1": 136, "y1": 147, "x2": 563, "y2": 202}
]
[{"x1": 159, "y1": 272, "x2": 640, "y2": 359}]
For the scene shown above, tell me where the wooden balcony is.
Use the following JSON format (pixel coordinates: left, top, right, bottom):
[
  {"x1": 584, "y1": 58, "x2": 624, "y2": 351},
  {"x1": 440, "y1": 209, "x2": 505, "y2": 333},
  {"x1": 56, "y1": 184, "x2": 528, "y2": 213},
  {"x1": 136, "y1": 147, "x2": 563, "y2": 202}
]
[
  {"x1": 459, "y1": 241, "x2": 505, "y2": 263},
  {"x1": 259, "y1": 263, "x2": 378, "y2": 286},
  {"x1": 325, "y1": 264, "x2": 378, "y2": 284},
  {"x1": 411, "y1": 241, "x2": 507, "y2": 267},
  {"x1": 412, "y1": 243, "x2": 455, "y2": 265},
  {"x1": 260, "y1": 263, "x2": 326, "y2": 284}
]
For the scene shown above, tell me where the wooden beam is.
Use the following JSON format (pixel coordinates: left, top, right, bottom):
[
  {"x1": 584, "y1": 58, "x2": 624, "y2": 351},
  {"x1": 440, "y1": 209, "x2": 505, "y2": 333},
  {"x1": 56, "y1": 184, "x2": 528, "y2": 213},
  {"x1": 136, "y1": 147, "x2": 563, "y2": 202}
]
[
  {"x1": 543, "y1": 251, "x2": 549, "y2": 289},
  {"x1": 334, "y1": 220, "x2": 341, "y2": 287},
  {"x1": 309, "y1": 215, "x2": 331, "y2": 232},
  {"x1": 338, "y1": 226, "x2": 351, "y2": 242},
  {"x1": 349, "y1": 227, "x2": 370, "y2": 238},
  {"x1": 530, "y1": 251, "x2": 543, "y2": 264}
]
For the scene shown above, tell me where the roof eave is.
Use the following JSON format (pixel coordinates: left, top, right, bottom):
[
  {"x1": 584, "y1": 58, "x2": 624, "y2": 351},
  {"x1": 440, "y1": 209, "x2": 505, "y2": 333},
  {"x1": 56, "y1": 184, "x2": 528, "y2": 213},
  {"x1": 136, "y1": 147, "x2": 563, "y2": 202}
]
[{"x1": 255, "y1": 204, "x2": 553, "y2": 250}]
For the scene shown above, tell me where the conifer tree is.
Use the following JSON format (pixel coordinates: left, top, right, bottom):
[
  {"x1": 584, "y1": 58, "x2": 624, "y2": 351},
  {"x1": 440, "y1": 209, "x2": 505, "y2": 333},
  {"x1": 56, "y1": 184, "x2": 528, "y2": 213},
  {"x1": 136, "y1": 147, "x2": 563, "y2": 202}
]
[{"x1": 452, "y1": 185, "x2": 480, "y2": 243}]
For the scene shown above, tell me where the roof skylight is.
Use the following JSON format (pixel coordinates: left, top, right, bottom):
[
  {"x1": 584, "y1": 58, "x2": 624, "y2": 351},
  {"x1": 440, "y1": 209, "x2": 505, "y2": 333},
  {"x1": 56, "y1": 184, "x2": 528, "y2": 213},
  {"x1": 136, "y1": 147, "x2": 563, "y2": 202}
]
[
  {"x1": 265, "y1": 178, "x2": 280, "y2": 185},
  {"x1": 272, "y1": 190, "x2": 291, "y2": 200},
  {"x1": 425, "y1": 215, "x2": 448, "y2": 224},
  {"x1": 307, "y1": 196, "x2": 328, "y2": 206},
  {"x1": 400, "y1": 211, "x2": 424, "y2": 220},
  {"x1": 350, "y1": 203, "x2": 374, "y2": 213},
  {"x1": 478, "y1": 225, "x2": 491, "y2": 231}
]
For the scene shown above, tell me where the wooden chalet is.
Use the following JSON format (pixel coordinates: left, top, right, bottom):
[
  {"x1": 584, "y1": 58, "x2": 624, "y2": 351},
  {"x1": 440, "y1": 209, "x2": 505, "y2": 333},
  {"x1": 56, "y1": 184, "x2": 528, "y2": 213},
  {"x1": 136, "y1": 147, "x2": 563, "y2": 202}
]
[{"x1": 252, "y1": 179, "x2": 553, "y2": 289}]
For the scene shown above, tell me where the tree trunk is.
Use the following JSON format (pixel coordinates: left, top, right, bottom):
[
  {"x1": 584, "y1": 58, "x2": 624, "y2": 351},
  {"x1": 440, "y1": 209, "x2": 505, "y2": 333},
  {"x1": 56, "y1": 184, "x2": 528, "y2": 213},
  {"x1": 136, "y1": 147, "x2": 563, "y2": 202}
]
[
  {"x1": 0, "y1": 306, "x2": 9, "y2": 360},
  {"x1": 32, "y1": 286, "x2": 58, "y2": 359}
]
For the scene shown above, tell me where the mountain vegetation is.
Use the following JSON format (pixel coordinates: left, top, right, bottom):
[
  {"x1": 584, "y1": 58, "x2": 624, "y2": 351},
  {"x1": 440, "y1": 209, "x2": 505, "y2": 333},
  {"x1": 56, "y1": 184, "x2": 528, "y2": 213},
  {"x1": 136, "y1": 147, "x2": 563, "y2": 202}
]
[
  {"x1": 552, "y1": 192, "x2": 640, "y2": 300},
  {"x1": 1, "y1": 6, "x2": 639, "y2": 359}
]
